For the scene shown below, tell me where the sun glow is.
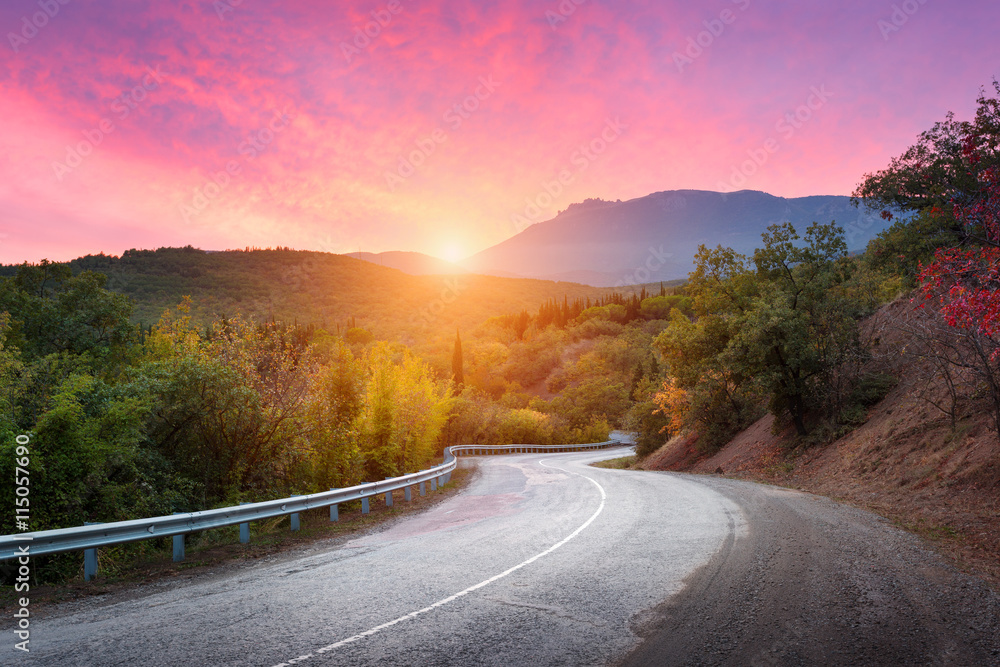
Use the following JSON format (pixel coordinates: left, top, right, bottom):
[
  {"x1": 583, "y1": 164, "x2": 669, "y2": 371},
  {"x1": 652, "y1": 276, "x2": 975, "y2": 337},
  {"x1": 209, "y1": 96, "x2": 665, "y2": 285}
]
[{"x1": 440, "y1": 243, "x2": 465, "y2": 264}]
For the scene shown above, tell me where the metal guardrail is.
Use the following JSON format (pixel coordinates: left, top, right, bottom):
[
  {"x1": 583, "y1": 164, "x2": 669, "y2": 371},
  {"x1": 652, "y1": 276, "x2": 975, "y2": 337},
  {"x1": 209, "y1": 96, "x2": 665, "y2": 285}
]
[
  {"x1": 450, "y1": 440, "x2": 621, "y2": 457},
  {"x1": 0, "y1": 439, "x2": 623, "y2": 579}
]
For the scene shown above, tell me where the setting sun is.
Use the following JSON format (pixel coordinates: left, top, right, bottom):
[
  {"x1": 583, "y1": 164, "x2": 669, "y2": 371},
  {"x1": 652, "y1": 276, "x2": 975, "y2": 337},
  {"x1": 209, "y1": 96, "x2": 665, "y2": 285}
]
[{"x1": 440, "y1": 243, "x2": 465, "y2": 264}]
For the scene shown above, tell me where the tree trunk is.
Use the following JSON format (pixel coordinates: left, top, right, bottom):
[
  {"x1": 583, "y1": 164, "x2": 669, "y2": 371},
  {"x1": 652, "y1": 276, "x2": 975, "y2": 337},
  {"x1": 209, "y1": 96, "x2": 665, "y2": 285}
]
[{"x1": 790, "y1": 394, "x2": 808, "y2": 436}]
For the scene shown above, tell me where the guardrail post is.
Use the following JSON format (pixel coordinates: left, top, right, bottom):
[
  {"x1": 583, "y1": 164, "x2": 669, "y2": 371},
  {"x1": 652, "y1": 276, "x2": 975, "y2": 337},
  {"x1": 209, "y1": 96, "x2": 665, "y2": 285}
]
[
  {"x1": 419, "y1": 481, "x2": 426, "y2": 496},
  {"x1": 172, "y1": 514, "x2": 185, "y2": 562},
  {"x1": 84, "y1": 522, "x2": 101, "y2": 581},
  {"x1": 290, "y1": 495, "x2": 304, "y2": 531},
  {"x1": 330, "y1": 493, "x2": 339, "y2": 522},
  {"x1": 384, "y1": 478, "x2": 393, "y2": 507},
  {"x1": 404, "y1": 486, "x2": 412, "y2": 501},
  {"x1": 430, "y1": 477, "x2": 437, "y2": 491},
  {"x1": 239, "y1": 502, "x2": 250, "y2": 543},
  {"x1": 173, "y1": 534, "x2": 185, "y2": 562},
  {"x1": 362, "y1": 497, "x2": 370, "y2": 514},
  {"x1": 84, "y1": 547, "x2": 98, "y2": 581}
]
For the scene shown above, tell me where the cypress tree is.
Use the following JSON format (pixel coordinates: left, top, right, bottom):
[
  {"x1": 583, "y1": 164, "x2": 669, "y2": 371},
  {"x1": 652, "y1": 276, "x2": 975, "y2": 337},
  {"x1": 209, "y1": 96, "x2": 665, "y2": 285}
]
[
  {"x1": 630, "y1": 364, "x2": 644, "y2": 399},
  {"x1": 452, "y1": 329, "x2": 464, "y2": 387}
]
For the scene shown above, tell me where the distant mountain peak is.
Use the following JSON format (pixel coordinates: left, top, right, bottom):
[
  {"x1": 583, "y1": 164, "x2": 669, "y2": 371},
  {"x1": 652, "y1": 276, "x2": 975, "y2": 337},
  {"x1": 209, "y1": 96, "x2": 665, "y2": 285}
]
[{"x1": 464, "y1": 189, "x2": 890, "y2": 287}]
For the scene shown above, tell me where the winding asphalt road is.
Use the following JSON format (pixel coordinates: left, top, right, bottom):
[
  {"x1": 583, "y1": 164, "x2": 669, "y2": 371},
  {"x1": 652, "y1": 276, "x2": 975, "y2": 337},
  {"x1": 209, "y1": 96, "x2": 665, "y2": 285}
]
[{"x1": 5, "y1": 447, "x2": 999, "y2": 665}]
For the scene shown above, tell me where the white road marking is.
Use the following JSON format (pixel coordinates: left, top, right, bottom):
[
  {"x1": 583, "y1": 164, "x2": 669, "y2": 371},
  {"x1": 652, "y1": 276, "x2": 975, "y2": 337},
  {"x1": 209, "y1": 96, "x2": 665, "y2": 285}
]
[{"x1": 269, "y1": 456, "x2": 607, "y2": 667}]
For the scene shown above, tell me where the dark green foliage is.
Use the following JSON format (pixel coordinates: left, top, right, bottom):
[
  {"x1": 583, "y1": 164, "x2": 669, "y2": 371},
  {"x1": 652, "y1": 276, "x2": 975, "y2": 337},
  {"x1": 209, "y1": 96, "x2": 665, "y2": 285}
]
[
  {"x1": 0, "y1": 261, "x2": 135, "y2": 359},
  {"x1": 626, "y1": 397, "x2": 672, "y2": 457},
  {"x1": 838, "y1": 373, "x2": 898, "y2": 426},
  {"x1": 549, "y1": 378, "x2": 629, "y2": 430},
  {"x1": 850, "y1": 372, "x2": 897, "y2": 408},
  {"x1": 735, "y1": 222, "x2": 858, "y2": 435},
  {"x1": 655, "y1": 222, "x2": 884, "y2": 446}
]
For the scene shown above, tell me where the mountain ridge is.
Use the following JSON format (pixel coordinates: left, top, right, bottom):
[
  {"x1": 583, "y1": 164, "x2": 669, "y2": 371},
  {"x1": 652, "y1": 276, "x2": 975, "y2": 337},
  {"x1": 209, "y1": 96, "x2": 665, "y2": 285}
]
[{"x1": 462, "y1": 189, "x2": 890, "y2": 286}]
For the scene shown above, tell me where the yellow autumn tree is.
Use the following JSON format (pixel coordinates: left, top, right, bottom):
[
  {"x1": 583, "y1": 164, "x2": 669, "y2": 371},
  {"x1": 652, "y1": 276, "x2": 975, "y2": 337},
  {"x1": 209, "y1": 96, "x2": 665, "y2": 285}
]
[
  {"x1": 653, "y1": 377, "x2": 689, "y2": 437},
  {"x1": 354, "y1": 342, "x2": 453, "y2": 479}
]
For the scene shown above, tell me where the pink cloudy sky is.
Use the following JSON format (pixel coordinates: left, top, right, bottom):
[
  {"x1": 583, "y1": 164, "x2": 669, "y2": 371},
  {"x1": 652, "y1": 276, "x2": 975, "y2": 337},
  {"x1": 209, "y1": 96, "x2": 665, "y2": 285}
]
[{"x1": 1, "y1": 0, "x2": 997, "y2": 264}]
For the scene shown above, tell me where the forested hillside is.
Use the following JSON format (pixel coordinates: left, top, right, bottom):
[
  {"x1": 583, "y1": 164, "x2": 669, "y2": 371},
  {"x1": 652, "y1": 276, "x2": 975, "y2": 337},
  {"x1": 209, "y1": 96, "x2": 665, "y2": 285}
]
[
  {"x1": 26, "y1": 247, "x2": 617, "y2": 340},
  {"x1": 636, "y1": 83, "x2": 1000, "y2": 583},
  {"x1": 0, "y1": 246, "x2": 644, "y2": 373}
]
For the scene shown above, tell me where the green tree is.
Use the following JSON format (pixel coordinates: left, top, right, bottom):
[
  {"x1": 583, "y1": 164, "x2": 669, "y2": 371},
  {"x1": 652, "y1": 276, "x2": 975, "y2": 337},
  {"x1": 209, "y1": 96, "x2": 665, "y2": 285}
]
[
  {"x1": 625, "y1": 376, "x2": 673, "y2": 457},
  {"x1": 144, "y1": 309, "x2": 314, "y2": 503},
  {"x1": 657, "y1": 222, "x2": 872, "y2": 442},
  {"x1": 0, "y1": 263, "x2": 134, "y2": 360},
  {"x1": 452, "y1": 329, "x2": 464, "y2": 387},
  {"x1": 654, "y1": 245, "x2": 761, "y2": 450},
  {"x1": 732, "y1": 222, "x2": 863, "y2": 435}
]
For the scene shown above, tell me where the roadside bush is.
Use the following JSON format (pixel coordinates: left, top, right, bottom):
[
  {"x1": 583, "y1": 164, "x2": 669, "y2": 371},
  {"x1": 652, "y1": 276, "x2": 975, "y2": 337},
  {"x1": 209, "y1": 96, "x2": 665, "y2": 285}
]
[{"x1": 624, "y1": 398, "x2": 672, "y2": 457}]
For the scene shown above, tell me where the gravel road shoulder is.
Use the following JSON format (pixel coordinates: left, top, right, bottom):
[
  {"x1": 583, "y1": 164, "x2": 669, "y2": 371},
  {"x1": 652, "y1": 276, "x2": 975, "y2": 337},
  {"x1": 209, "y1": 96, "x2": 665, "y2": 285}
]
[{"x1": 619, "y1": 474, "x2": 1000, "y2": 666}]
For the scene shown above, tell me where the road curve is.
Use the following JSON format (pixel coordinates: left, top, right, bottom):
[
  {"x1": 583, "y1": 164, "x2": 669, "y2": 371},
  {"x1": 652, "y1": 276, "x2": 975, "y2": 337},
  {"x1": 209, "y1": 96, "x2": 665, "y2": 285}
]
[
  {"x1": 4, "y1": 450, "x2": 999, "y2": 665},
  {"x1": 5, "y1": 448, "x2": 738, "y2": 665}
]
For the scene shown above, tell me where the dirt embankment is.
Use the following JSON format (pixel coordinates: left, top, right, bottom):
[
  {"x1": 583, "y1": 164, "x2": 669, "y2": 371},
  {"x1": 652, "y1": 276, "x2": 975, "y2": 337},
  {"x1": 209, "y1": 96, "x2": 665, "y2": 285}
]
[{"x1": 643, "y1": 297, "x2": 1000, "y2": 588}]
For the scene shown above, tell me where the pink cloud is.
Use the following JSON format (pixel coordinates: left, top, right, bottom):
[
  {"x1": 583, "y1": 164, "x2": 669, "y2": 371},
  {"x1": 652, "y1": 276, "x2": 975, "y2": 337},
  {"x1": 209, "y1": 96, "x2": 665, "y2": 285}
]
[{"x1": 1, "y1": 0, "x2": 998, "y2": 263}]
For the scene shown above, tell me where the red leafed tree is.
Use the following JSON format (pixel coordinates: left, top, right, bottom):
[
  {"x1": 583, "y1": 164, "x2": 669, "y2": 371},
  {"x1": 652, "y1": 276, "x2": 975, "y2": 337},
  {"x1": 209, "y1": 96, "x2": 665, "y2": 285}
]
[
  {"x1": 914, "y1": 85, "x2": 1000, "y2": 433},
  {"x1": 918, "y1": 168, "x2": 1000, "y2": 335}
]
